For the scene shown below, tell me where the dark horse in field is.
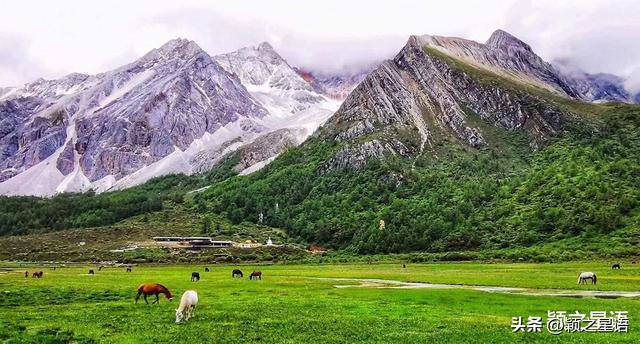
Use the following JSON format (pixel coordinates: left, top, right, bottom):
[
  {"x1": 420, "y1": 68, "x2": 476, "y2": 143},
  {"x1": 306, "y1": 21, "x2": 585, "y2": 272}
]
[
  {"x1": 89, "y1": 269, "x2": 95, "y2": 275},
  {"x1": 191, "y1": 272, "x2": 200, "y2": 282},
  {"x1": 32, "y1": 271, "x2": 43, "y2": 278},
  {"x1": 24, "y1": 271, "x2": 29, "y2": 278},
  {"x1": 232, "y1": 269, "x2": 243, "y2": 278},
  {"x1": 249, "y1": 271, "x2": 262, "y2": 280},
  {"x1": 126, "y1": 267, "x2": 132, "y2": 272},
  {"x1": 205, "y1": 267, "x2": 210, "y2": 272},
  {"x1": 612, "y1": 263, "x2": 621, "y2": 269},
  {"x1": 136, "y1": 283, "x2": 173, "y2": 304}
]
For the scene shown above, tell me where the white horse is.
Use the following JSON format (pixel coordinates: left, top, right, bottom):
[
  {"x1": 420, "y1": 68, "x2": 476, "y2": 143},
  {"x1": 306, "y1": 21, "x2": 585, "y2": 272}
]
[
  {"x1": 578, "y1": 272, "x2": 597, "y2": 285},
  {"x1": 175, "y1": 290, "x2": 198, "y2": 323}
]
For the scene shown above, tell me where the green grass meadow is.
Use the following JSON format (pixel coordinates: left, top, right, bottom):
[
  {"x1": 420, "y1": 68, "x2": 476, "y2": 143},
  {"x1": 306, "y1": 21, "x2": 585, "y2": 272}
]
[{"x1": 1, "y1": 262, "x2": 639, "y2": 343}]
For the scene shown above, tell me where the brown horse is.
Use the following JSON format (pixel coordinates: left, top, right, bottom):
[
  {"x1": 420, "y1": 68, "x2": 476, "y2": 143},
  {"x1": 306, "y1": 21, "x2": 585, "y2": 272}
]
[
  {"x1": 249, "y1": 271, "x2": 262, "y2": 280},
  {"x1": 32, "y1": 271, "x2": 43, "y2": 278},
  {"x1": 136, "y1": 283, "x2": 173, "y2": 304},
  {"x1": 24, "y1": 271, "x2": 29, "y2": 278}
]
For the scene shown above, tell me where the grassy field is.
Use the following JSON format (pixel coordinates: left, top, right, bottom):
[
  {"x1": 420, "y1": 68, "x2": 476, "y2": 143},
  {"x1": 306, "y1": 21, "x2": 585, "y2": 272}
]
[{"x1": 1, "y1": 262, "x2": 639, "y2": 343}]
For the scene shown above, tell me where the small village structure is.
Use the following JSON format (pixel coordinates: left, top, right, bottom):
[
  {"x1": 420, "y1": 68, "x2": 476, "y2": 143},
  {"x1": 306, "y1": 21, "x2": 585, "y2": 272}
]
[
  {"x1": 152, "y1": 236, "x2": 278, "y2": 250},
  {"x1": 153, "y1": 237, "x2": 234, "y2": 249}
]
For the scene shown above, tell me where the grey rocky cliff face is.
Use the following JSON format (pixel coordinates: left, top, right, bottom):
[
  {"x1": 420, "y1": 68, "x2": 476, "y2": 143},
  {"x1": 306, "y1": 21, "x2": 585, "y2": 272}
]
[
  {"x1": 417, "y1": 31, "x2": 580, "y2": 98},
  {"x1": 0, "y1": 38, "x2": 269, "y2": 188},
  {"x1": 73, "y1": 41, "x2": 267, "y2": 181},
  {"x1": 0, "y1": 38, "x2": 339, "y2": 195},
  {"x1": 0, "y1": 98, "x2": 68, "y2": 181},
  {"x1": 318, "y1": 30, "x2": 581, "y2": 173},
  {"x1": 231, "y1": 128, "x2": 306, "y2": 173}
]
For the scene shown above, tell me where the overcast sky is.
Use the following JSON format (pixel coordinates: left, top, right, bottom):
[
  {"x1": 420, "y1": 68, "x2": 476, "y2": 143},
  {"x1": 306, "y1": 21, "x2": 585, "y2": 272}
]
[{"x1": 1, "y1": 0, "x2": 639, "y2": 92}]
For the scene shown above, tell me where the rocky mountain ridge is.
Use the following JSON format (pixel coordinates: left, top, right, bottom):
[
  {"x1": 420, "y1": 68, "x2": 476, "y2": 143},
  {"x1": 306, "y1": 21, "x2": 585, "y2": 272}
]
[
  {"x1": 316, "y1": 30, "x2": 598, "y2": 173},
  {"x1": 1, "y1": 30, "x2": 637, "y2": 196},
  {"x1": 0, "y1": 39, "x2": 342, "y2": 196}
]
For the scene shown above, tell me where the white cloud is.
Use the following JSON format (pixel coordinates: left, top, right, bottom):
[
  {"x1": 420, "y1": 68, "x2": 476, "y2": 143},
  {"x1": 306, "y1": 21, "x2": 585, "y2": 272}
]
[{"x1": 1, "y1": 0, "x2": 639, "y2": 91}]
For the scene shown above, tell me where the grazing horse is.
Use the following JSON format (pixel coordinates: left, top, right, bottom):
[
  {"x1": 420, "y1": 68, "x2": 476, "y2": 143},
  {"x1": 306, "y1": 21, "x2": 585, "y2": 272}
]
[
  {"x1": 126, "y1": 267, "x2": 132, "y2": 272},
  {"x1": 191, "y1": 272, "x2": 200, "y2": 282},
  {"x1": 98, "y1": 266, "x2": 103, "y2": 271},
  {"x1": 88, "y1": 269, "x2": 95, "y2": 275},
  {"x1": 578, "y1": 272, "x2": 597, "y2": 285},
  {"x1": 136, "y1": 284, "x2": 173, "y2": 304},
  {"x1": 175, "y1": 290, "x2": 198, "y2": 323},
  {"x1": 24, "y1": 271, "x2": 29, "y2": 278},
  {"x1": 232, "y1": 269, "x2": 243, "y2": 278},
  {"x1": 612, "y1": 263, "x2": 621, "y2": 269},
  {"x1": 32, "y1": 271, "x2": 43, "y2": 278},
  {"x1": 205, "y1": 267, "x2": 210, "y2": 272},
  {"x1": 249, "y1": 271, "x2": 262, "y2": 280}
]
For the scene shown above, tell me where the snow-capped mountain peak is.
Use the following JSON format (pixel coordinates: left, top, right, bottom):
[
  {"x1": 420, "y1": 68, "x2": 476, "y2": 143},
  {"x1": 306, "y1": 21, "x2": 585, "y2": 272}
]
[
  {"x1": 0, "y1": 38, "x2": 269, "y2": 196},
  {"x1": 214, "y1": 42, "x2": 314, "y2": 92},
  {"x1": 0, "y1": 39, "x2": 344, "y2": 196}
]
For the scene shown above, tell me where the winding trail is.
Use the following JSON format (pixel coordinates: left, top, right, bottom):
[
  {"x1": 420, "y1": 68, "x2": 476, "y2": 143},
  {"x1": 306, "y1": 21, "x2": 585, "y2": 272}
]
[{"x1": 315, "y1": 278, "x2": 640, "y2": 299}]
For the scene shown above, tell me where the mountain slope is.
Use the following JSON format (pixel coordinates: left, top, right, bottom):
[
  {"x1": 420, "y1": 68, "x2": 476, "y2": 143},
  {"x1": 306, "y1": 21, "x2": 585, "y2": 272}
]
[
  {"x1": 316, "y1": 31, "x2": 599, "y2": 174},
  {"x1": 213, "y1": 42, "x2": 340, "y2": 136},
  {"x1": 0, "y1": 40, "x2": 341, "y2": 196},
  {"x1": 0, "y1": 39, "x2": 271, "y2": 196},
  {"x1": 191, "y1": 30, "x2": 639, "y2": 253}
]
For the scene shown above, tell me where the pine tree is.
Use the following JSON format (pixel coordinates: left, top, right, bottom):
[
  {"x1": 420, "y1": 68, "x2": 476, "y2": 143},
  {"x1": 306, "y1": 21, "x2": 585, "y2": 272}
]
[{"x1": 202, "y1": 215, "x2": 212, "y2": 234}]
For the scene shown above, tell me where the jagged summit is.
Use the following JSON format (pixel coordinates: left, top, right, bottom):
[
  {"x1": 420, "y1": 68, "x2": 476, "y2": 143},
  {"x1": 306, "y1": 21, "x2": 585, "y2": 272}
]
[
  {"x1": 128, "y1": 38, "x2": 210, "y2": 72},
  {"x1": 485, "y1": 29, "x2": 532, "y2": 52},
  {"x1": 413, "y1": 30, "x2": 578, "y2": 97},
  {"x1": 317, "y1": 29, "x2": 595, "y2": 173},
  {"x1": 158, "y1": 37, "x2": 197, "y2": 50},
  {"x1": 213, "y1": 41, "x2": 309, "y2": 90},
  {"x1": 257, "y1": 41, "x2": 276, "y2": 52}
]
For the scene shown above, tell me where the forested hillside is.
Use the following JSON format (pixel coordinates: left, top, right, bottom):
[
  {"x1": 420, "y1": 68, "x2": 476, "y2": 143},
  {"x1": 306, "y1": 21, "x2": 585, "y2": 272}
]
[{"x1": 195, "y1": 103, "x2": 639, "y2": 253}]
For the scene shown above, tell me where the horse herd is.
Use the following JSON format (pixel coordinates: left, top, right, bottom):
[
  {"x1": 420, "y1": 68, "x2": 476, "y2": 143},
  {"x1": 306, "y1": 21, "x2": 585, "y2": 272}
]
[
  {"x1": 135, "y1": 268, "x2": 263, "y2": 323},
  {"x1": 22, "y1": 265, "x2": 240, "y2": 324},
  {"x1": 20, "y1": 262, "x2": 627, "y2": 323},
  {"x1": 190, "y1": 269, "x2": 261, "y2": 282}
]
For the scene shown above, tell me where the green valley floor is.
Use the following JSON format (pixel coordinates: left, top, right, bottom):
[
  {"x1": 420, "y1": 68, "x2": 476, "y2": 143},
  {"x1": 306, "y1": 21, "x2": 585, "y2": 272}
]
[{"x1": 1, "y1": 262, "x2": 638, "y2": 343}]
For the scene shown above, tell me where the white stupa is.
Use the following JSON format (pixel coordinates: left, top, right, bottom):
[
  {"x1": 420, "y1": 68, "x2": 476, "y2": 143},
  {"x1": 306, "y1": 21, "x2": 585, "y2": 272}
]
[{"x1": 266, "y1": 237, "x2": 274, "y2": 246}]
